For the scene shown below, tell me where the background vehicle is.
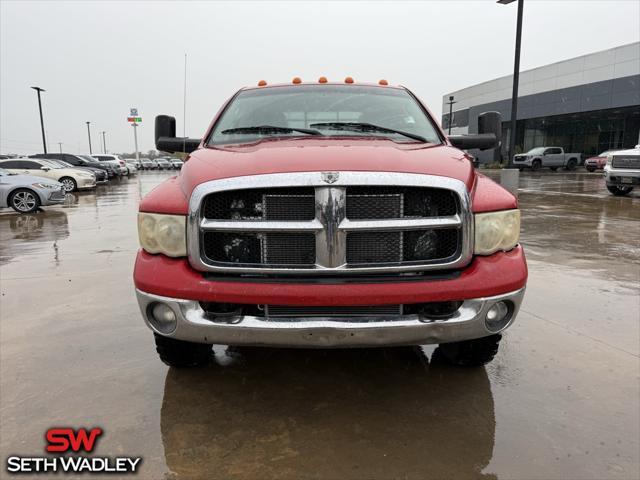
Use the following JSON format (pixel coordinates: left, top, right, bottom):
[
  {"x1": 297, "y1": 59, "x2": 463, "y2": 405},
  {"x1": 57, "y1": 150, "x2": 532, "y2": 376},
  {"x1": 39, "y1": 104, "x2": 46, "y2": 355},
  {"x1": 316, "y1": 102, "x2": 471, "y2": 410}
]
[
  {"x1": 170, "y1": 158, "x2": 184, "y2": 169},
  {"x1": 0, "y1": 168, "x2": 65, "y2": 213},
  {"x1": 91, "y1": 154, "x2": 128, "y2": 175},
  {"x1": 140, "y1": 158, "x2": 155, "y2": 170},
  {"x1": 135, "y1": 81, "x2": 527, "y2": 369},
  {"x1": 39, "y1": 158, "x2": 108, "y2": 183},
  {"x1": 513, "y1": 147, "x2": 582, "y2": 171},
  {"x1": 584, "y1": 150, "x2": 621, "y2": 172},
  {"x1": 604, "y1": 145, "x2": 640, "y2": 196},
  {"x1": 124, "y1": 161, "x2": 138, "y2": 175},
  {"x1": 0, "y1": 158, "x2": 96, "y2": 192},
  {"x1": 156, "y1": 157, "x2": 172, "y2": 170},
  {"x1": 31, "y1": 153, "x2": 112, "y2": 179},
  {"x1": 127, "y1": 158, "x2": 142, "y2": 169}
]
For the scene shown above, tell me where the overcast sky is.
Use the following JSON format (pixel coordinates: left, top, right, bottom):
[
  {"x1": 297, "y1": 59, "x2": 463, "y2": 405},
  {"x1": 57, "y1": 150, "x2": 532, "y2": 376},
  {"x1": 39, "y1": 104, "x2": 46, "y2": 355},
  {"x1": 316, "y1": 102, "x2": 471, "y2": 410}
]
[{"x1": 1, "y1": 0, "x2": 638, "y2": 155}]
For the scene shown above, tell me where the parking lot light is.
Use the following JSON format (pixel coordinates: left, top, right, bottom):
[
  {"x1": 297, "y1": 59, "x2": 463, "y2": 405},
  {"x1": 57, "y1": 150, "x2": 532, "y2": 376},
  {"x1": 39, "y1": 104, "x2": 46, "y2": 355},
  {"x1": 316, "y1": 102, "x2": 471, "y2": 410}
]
[{"x1": 30, "y1": 86, "x2": 47, "y2": 154}]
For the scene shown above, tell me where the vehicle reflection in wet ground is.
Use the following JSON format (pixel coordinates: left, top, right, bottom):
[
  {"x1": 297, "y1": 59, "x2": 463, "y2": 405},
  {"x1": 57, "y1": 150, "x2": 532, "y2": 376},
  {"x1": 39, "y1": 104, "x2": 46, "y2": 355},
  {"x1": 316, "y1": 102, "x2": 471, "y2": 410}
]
[{"x1": 0, "y1": 170, "x2": 637, "y2": 480}]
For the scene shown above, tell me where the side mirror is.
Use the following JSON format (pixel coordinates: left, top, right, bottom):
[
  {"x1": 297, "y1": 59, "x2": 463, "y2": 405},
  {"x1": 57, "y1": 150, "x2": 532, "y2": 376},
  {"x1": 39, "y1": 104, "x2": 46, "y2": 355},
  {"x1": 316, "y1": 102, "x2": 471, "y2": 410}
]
[
  {"x1": 155, "y1": 115, "x2": 201, "y2": 154},
  {"x1": 448, "y1": 111, "x2": 502, "y2": 151},
  {"x1": 40, "y1": 166, "x2": 50, "y2": 171}
]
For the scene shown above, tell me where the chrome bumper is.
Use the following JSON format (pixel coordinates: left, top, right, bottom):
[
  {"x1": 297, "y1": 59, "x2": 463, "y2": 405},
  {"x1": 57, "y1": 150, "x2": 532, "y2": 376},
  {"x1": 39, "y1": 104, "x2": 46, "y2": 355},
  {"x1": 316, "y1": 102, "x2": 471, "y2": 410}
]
[
  {"x1": 136, "y1": 287, "x2": 526, "y2": 347},
  {"x1": 604, "y1": 167, "x2": 640, "y2": 185}
]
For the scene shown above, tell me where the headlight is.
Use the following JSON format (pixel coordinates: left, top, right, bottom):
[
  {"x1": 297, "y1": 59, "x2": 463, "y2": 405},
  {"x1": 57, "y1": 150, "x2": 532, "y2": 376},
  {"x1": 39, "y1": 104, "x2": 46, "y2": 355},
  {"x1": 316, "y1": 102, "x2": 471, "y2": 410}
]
[
  {"x1": 138, "y1": 213, "x2": 187, "y2": 257},
  {"x1": 32, "y1": 183, "x2": 59, "y2": 189},
  {"x1": 605, "y1": 154, "x2": 613, "y2": 166},
  {"x1": 474, "y1": 209, "x2": 520, "y2": 255}
]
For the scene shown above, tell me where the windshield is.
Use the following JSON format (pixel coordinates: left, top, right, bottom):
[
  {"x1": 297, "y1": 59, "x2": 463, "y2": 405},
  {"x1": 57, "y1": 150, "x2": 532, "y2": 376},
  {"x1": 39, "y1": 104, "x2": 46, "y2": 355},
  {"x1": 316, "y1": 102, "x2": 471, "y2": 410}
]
[{"x1": 208, "y1": 85, "x2": 442, "y2": 146}]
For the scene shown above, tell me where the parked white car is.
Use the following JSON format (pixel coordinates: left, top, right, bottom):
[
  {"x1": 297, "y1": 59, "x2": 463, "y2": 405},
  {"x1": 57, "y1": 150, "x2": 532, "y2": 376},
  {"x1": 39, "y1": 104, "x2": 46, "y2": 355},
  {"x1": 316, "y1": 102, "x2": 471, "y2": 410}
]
[
  {"x1": 0, "y1": 158, "x2": 96, "y2": 192},
  {"x1": 91, "y1": 154, "x2": 128, "y2": 175},
  {"x1": 604, "y1": 145, "x2": 640, "y2": 196},
  {"x1": 170, "y1": 158, "x2": 184, "y2": 169},
  {"x1": 0, "y1": 168, "x2": 66, "y2": 212},
  {"x1": 140, "y1": 158, "x2": 155, "y2": 170}
]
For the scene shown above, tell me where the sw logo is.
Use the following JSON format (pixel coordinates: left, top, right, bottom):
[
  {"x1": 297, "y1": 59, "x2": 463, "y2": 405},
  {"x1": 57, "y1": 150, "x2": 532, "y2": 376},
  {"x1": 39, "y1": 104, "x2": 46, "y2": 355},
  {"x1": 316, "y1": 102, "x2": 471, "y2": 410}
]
[
  {"x1": 5, "y1": 426, "x2": 142, "y2": 475},
  {"x1": 46, "y1": 427, "x2": 103, "y2": 453}
]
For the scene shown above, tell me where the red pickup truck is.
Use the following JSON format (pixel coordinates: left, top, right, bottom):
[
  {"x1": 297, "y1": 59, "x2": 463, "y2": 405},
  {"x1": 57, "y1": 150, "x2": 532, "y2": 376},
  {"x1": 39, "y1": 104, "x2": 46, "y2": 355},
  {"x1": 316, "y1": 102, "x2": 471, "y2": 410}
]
[{"x1": 134, "y1": 79, "x2": 527, "y2": 368}]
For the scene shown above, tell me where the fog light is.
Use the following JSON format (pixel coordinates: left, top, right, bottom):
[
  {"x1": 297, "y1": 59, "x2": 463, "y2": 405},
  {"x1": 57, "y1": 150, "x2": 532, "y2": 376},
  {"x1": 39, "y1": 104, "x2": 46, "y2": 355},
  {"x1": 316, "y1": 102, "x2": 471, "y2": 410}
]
[
  {"x1": 148, "y1": 302, "x2": 177, "y2": 334},
  {"x1": 484, "y1": 301, "x2": 511, "y2": 332}
]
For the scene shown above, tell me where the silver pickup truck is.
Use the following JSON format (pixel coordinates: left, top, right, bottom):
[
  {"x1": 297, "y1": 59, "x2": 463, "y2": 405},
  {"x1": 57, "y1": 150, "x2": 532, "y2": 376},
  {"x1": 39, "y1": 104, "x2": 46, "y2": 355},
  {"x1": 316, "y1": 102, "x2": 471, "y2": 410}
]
[
  {"x1": 604, "y1": 145, "x2": 640, "y2": 196},
  {"x1": 513, "y1": 147, "x2": 581, "y2": 171}
]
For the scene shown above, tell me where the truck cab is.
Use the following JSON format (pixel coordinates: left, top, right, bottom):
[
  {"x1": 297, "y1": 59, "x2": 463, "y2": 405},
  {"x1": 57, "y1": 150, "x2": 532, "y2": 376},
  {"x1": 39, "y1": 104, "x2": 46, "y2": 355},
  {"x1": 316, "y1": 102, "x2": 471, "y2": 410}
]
[{"x1": 134, "y1": 79, "x2": 527, "y2": 368}]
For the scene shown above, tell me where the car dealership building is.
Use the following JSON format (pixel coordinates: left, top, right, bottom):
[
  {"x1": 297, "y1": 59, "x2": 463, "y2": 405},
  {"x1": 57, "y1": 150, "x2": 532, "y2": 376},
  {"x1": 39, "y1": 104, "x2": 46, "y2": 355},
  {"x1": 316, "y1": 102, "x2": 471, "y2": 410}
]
[{"x1": 442, "y1": 42, "x2": 640, "y2": 163}]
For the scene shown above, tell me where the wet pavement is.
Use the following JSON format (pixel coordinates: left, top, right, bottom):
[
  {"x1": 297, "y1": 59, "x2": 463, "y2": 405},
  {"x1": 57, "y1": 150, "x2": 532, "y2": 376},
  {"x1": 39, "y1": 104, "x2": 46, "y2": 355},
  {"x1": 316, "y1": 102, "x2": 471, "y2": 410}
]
[{"x1": 0, "y1": 170, "x2": 638, "y2": 479}]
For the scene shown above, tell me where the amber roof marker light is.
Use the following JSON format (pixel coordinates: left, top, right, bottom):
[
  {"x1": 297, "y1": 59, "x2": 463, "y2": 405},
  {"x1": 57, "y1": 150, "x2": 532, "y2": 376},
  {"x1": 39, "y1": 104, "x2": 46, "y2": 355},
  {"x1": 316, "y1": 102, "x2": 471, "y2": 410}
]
[
  {"x1": 318, "y1": 76, "x2": 328, "y2": 83},
  {"x1": 344, "y1": 76, "x2": 354, "y2": 84},
  {"x1": 292, "y1": 77, "x2": 302, "y2": 84},
  {"x1": 378, "y1": 79, "x2": 388, "y2": 86},
  {"x1": 257, "y1": 80, "x2": 267, "y2": 87}
]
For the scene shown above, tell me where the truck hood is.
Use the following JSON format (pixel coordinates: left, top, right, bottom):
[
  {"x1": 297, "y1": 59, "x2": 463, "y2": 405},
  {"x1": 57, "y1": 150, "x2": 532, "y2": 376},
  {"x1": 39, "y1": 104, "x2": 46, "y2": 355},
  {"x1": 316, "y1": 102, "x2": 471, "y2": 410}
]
[{"x1": 180, "y1": 138, "x2": 475, "y2": 196}]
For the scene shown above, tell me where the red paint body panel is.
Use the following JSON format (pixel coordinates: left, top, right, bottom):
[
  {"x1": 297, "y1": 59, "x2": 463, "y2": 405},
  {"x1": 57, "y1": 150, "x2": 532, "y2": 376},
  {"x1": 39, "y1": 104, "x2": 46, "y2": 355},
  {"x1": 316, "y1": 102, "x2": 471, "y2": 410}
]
[
  {"x1": 134, "y1": 246, "x2": 527, "y2": 305},
  {"x1": 471, "y1": 173, "x2": 518, "y2": 213},
  {"x1": 139, "y1": 176, "x2": 188, "y2": 215}
]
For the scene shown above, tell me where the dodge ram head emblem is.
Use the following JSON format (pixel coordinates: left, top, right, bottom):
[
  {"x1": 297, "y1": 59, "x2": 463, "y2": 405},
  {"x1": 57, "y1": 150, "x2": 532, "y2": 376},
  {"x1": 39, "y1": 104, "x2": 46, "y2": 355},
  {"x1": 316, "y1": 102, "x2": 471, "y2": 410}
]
[{"x1": 321, "y1": 172, "x2": 339, "y2": 184}]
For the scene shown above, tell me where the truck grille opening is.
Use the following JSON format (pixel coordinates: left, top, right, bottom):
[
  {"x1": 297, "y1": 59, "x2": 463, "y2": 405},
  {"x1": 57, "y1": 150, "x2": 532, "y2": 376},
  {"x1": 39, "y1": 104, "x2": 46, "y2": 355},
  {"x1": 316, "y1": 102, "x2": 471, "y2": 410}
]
[
  {"x1": 203, "y1": 188, "x2": 315, "y2": 220},
  {"x1": 346, "y1": 229, "x2": 459, "y2": 264},
  {"x1": 202, "y1": 232, "x2": 316, "y2": 266},
  {"x1": 346, "y1": 186, "x2": 458, "y2": 219},
  {"x1": 199, "y1": 301, "x2": 464, "y2": 322},
  {"x1": 611, "y1": 157, "x2": 640, "y2": 169}
]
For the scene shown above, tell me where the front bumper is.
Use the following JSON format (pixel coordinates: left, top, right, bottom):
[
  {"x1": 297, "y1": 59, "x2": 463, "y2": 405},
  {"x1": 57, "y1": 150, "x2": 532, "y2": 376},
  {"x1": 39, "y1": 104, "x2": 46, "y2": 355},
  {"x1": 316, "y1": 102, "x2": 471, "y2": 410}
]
[
  {"x1": 134, "y1": 247, "x2": 527, "y2": 347},
  {"x1": 136, "y1": 287, "x2": 525, "y2": 347},
  {"x1": 604, "y1": 167, "x2": 640, "y2": 186},
  {"x1": 42, "y1": 188, "x2": 66, "y2": 205}
]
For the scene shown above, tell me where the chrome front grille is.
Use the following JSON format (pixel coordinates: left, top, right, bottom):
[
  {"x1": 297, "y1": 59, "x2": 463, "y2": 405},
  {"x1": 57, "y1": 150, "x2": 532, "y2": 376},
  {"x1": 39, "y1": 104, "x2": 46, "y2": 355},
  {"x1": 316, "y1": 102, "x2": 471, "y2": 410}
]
[
  {"x1": 611, "y1": 156, "x2": 640, "y2": 169},
  {"x1": 188, "y1": 172, "x2": 473, "y2": 275},
  {"x1": 265, "y1": 304, "x2": 402, "y2": 319}
]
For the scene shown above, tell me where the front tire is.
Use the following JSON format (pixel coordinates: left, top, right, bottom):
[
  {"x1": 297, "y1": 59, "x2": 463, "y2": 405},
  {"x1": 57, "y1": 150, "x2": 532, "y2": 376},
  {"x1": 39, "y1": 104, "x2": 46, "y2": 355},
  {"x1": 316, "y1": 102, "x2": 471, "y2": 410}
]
[
  {"x1": 9, "y1": 188, "x2": 40, "y2": 213},
  {"x1": 586, "y1": 166, "x2": 596, "y2": 172},
  {"x1": 531, "y1": 159, "x2": 542, "y2": 171},
  {"x1": 154, "y1": 333, "x2": 212, "y2": 367},
  {"x1": 607, "y1": 185, "x2": 633, "y2": 196},
  {"x1": 435, "y1": 334, "x2": 502, "y2": 367},
  {"x1": 59, "y1": 176, "x2": 77, "y2": 192},
  {"x1": 550, "y1": 167, "x2": 558, "y2": 171}
]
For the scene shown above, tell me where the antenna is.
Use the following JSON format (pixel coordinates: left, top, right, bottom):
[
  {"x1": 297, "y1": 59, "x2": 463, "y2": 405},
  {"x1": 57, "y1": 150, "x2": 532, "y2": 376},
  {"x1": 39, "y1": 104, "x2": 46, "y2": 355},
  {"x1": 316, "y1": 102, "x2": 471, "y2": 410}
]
[{"x1": 183, "y1": 53, "x2": 187, "y2": 154}]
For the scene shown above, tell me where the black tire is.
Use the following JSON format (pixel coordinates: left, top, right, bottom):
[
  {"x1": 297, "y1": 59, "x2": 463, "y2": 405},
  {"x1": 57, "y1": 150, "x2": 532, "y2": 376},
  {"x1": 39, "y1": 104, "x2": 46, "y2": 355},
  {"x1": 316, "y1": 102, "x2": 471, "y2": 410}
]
[
  {"x1": 154, "y1": 333, "x2": 212, "y2": 367},
  {"x1": 9, "y1": 188, "x2": 40, "y2": 213},
  {"x1": 518, "y1": 167, "x2": 524, "y2": 172},
  {"x1": 59, "y1": 176, "x2": 77, "y2": 192},
  {"x1": 531, "y1": 159, "x2": 542, "y2": 171},
  {"x1": 550, "y1": 167, "x2": 558, "y2": 171},
  {"x1": 607, "y1": 185, "x2": 633, "y2": 196},
  {"x1": 586, "y1": 167, "x2": 596, "y2": 172},
  {"x1": 435, "y1": 334, "x2": 502, "y2": 367},
  {"x1": 565, "y1": 158, "x2": 577, "y2": 171}
]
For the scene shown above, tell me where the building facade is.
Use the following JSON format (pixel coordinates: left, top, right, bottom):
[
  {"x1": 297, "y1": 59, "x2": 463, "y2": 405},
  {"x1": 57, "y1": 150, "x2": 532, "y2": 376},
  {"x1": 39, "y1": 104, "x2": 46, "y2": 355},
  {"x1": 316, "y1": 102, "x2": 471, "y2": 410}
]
[{"x1": 442, "y1": 42, "x2": 640, "y2": 163}]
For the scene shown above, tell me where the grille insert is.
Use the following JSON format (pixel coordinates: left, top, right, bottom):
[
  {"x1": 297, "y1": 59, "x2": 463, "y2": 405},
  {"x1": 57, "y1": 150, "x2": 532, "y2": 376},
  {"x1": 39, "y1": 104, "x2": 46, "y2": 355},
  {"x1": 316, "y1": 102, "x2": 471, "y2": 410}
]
[
  {"x1": 346, "y1": 187, "x2": 457, "y2": 219},
  {"x1": 203, "y1": 188, "x2": 315, "y2": 220},
  {"x1": 346, "y1": 229, "x2": 459, "y2": 265},
  {"x1": 266, "y1": 305, "x2": 402, "y2": 318},
  {"x1": 203, "y1": 232, "x2": 315, "y2": 266},
  {"x1": 612, "y1": 156, "x2": 640, "y2": 169}
]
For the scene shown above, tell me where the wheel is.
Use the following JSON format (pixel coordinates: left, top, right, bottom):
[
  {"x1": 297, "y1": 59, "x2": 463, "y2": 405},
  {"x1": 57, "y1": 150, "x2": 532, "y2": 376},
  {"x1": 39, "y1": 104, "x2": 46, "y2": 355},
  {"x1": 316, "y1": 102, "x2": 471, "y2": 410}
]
[
  {"x1": 550, "y1": 167, "x2": 558, "y2": 171},
  {"x1": 518, "y1": 167, "x2": 524, "y2": 172},
  {"x1": 9, "y1": 188, "x2": 40, "y2": 213},
  {"x1": 586, "y1": 167, "x2": 596, "y2": 172},
  {"x1": 59, "y1": 176, "x2": 77, "y2": 192},
  {"x1": 531, "y1": 159, "x2": 542, "y2": 171},
  {"x1": 435, "y1": 334, "x2": 502, "y2": 367},
  {"x1": 607, "y1": 185, "x2": 633, "y2": 196},
  {"x1": 565, "y1": 159, "x2": 577, "y2": 171},
  {"x1": 154, "y1": 333, "x2": 212, "y2": 367}
]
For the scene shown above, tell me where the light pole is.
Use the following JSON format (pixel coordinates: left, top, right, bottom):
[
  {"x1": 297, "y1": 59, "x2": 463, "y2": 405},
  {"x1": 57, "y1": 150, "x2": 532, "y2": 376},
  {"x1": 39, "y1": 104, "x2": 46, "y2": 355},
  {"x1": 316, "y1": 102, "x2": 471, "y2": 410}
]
[
  {"x1": 30, "y1": 86, "x2": 47, "y2": 154},
  {"x1": 58, "y1": 142, "x2": 63, "y2": 153},
  {"x1": 101, "y1": 131, "x2": 107, "y2": 153},
  {"x1": 498, "y1": 0, "x2": 524, "y2": 166},
  {"x1": 86, "y1": 121, "x2": 93, "y2": 154},
  {"x1": 446, "y1": 95, "x2": 457, "y2": 135},
  {"x1": 132, "y1": 123, "x2": 140, "y2": 163}
]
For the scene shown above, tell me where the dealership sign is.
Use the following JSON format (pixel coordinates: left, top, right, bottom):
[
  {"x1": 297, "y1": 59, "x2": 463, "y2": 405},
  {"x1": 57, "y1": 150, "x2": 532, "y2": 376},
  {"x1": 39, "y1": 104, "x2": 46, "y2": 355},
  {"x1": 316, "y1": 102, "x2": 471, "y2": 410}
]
[
  {"x1": 128, "y1": 107, "x2": 142, "y2": 123},
  {"x1": 5, "y1": 427, "x2": 142, "y2": 474}
]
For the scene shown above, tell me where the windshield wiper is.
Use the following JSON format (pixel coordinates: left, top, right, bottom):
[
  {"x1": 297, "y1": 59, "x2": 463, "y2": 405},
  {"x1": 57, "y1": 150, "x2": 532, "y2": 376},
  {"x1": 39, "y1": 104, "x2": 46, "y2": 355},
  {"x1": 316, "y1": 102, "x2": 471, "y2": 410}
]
[
  {"x1": 221, "y1": 125, "x2": 323, "y2": 136},
  {"x1": 309, "y1": 122, "x2": 428, "y2": 143}
]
